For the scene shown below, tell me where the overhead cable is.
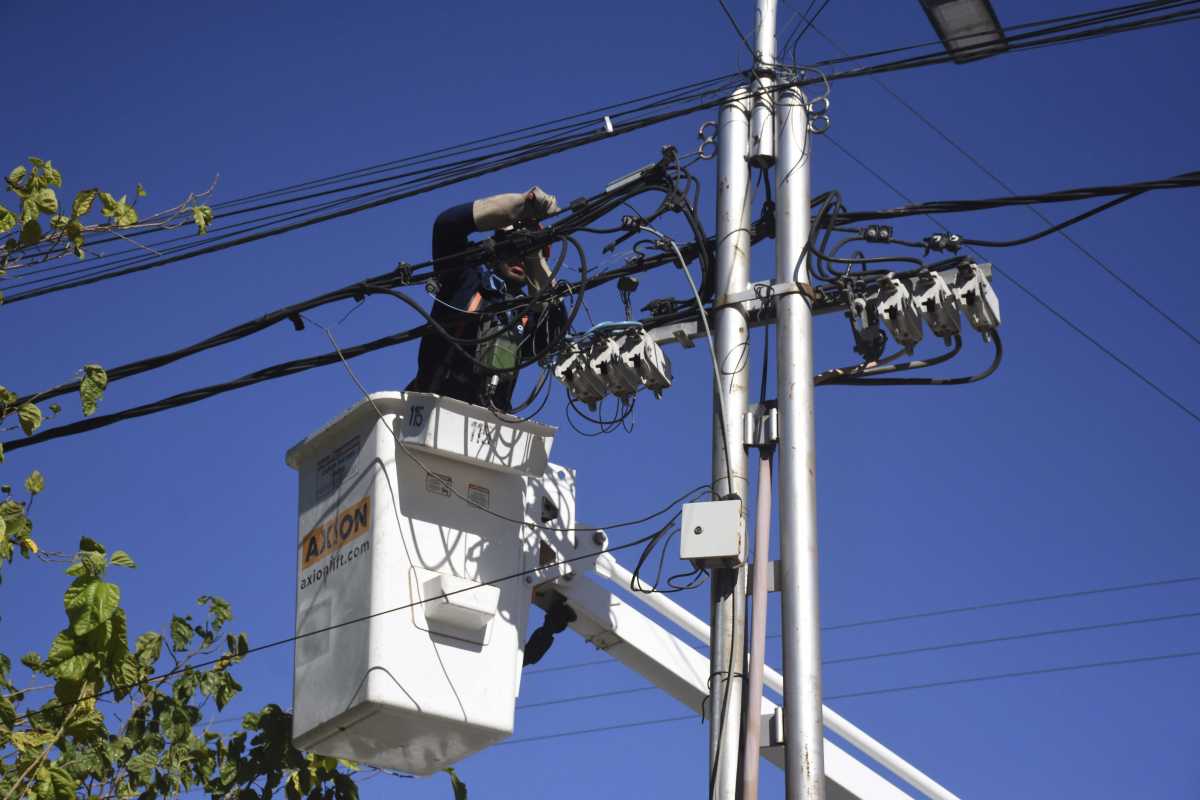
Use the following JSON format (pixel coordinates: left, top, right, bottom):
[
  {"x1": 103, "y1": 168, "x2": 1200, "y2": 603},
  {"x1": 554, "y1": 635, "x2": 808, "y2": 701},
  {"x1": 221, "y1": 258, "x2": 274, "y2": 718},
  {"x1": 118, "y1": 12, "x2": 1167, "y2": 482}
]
[
  {"x1": 807, "y1": 20, "x2": 1200, "y2": 350},
  {"x1": 824, "y1": 134, "x2": 1200, "y2": 427}
]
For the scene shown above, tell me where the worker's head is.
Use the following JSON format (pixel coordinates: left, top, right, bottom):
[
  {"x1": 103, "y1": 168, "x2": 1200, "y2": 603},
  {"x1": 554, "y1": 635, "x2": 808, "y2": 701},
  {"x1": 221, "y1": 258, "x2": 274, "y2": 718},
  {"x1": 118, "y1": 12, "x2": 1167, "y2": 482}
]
[{"x1": 493, "y1": 224, "x2": 552, "y2": 290}]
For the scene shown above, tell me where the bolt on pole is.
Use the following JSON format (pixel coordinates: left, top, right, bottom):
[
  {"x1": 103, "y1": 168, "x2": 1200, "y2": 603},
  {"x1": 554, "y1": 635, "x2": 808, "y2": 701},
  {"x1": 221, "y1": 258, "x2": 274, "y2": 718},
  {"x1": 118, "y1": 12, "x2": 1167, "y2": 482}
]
[
  {"x1": 774, "y1": 86, "x2": 827, "y2": 800},
  {"x1": 709, "y1": 87, "x2": 753, "y2": 800}
]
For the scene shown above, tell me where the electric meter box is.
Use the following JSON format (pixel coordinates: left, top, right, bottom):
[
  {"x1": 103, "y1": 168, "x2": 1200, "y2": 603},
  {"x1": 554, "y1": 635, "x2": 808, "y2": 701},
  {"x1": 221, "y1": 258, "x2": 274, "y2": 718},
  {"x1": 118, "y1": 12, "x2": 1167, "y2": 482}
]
[{"x1": 285, "y1": 392, "x2": 576, "y2": 775}]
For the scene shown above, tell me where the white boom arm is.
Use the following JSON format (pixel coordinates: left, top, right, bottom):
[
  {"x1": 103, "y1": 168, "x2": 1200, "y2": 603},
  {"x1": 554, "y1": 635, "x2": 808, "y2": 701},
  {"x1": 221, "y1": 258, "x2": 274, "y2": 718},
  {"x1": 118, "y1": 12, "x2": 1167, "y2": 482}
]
[{"x1": 532, "y1": 553, "x2": 959, "y2": 800}]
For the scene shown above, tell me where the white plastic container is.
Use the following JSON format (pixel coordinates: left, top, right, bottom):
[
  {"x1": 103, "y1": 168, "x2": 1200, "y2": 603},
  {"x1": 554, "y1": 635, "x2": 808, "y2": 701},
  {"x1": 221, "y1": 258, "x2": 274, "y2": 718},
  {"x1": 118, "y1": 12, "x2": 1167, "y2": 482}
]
[{"x1": 285, "y1": 392, "x2": 574, "y2": 774}]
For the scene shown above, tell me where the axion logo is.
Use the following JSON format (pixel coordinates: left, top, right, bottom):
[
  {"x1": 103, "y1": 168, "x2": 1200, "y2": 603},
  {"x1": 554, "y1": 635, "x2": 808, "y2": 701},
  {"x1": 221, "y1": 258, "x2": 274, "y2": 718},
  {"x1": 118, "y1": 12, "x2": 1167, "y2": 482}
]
[{"x1": 300, "y1": 496, "x2": 370, "y2": 570}]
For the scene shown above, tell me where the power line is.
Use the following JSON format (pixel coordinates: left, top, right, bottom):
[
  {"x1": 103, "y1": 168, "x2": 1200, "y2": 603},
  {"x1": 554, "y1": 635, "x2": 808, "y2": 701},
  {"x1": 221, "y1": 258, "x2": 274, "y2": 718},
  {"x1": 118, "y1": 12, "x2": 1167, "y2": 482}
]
[
  {"x1": 498, "y1": 714, "x2": 698, "y2": 747},
  {"x1": 823, "y1": 134, "x2": 1200, "y2": 428},
  {"x1": 504, "y1": 650, "x2": 1200, "y2": 745},
  {"x1": 8, "y1": 3, "x2": 1197, "y2": 303},
  {"x1": 821, "y1": 574, "x2": 1200, "y2": 632},
  {"x1": 5, "y1": 488, "x2": 705, "y2": 724},
  {"x1": 826, "y1": 649, "x2": 1200, "y2": 701},
  {"x1": 824, "y1": 609, "x2": 1200, "y2": 666},
  {"x1": 806, "y1": 21, "x2": 1200, "y2": 350},
  {"x1": 716, "y1": 0, "x2": 756, "y2": 59},
  {"x1": 524, "y1": 574, "x2": 1200, "y2": 676}
]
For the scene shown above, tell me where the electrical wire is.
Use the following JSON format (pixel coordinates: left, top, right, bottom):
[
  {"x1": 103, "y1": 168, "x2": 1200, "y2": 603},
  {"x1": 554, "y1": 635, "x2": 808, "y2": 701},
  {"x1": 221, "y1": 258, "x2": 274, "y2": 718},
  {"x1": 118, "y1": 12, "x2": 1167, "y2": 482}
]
[
  {"x1": 804, "y1": 18, "x2": 1200, "y2": 349},
  {"x1": 502, "y1": 649, "x2": 1200, "y2": 732},
  {"x1": 823, "y1": 134, "x2": 1200, "y2": 426},
  {"x1": 716, "y1": 0, "x2": 756, "y2": 59},
  {"x1": 522, "y1": 572, "x2": 1200, "y2": 675}
]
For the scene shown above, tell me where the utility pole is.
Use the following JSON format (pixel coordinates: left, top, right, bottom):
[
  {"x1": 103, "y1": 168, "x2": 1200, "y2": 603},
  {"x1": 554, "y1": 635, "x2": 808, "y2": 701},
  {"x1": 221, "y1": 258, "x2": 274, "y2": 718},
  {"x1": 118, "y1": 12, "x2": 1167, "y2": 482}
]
[
  {"x1": 775, "y1": 79, "x2": 827, "y2": 800},
  {"x1": 709, "y1": 88, "x2": 752, "y2": 800}
]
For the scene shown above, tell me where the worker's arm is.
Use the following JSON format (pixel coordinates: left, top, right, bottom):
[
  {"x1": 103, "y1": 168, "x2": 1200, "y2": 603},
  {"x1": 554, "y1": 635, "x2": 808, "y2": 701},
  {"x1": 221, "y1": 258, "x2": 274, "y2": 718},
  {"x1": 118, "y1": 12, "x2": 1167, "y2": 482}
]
[{"x1": 432, "y1": 187, "x2": 559, "y2": 277}]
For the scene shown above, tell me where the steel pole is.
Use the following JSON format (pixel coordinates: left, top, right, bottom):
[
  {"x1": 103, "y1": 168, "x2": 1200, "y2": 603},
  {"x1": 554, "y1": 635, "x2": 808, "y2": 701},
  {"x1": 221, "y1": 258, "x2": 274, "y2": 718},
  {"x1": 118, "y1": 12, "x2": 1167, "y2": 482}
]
[
  {"x1": 750, "y1": 0, "x2": 776, "y2": 166},
  {"x1": 709, "y1": 89, "x2": 753, "y2": 800},
  {"x1": 774, "y1": 86, "x2": 826, "y2": 800}
]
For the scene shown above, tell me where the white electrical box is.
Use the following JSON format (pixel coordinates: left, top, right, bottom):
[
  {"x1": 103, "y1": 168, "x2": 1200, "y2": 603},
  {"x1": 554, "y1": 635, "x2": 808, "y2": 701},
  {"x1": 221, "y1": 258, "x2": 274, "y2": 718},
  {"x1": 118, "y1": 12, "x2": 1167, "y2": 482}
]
[
  {"x1": 679, "y1": 499, "x2": 744, "y2": 566},
  {"x1": 285, "y1": 392, "x2": 576, "y2": 775}
]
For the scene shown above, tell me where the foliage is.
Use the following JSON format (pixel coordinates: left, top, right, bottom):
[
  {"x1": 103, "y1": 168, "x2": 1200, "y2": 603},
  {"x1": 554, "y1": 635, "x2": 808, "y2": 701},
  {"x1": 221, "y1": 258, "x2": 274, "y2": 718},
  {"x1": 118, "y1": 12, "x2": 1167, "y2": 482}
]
[
  {"x1": 0, "y1": 158, "x2": 467, "y2": 798},
  {"x1": 0, "y1": 538, "x2": 367, "y2": 800},
  {"x1": 0, "y1": 156, "x2": 214, "y2": 281}
]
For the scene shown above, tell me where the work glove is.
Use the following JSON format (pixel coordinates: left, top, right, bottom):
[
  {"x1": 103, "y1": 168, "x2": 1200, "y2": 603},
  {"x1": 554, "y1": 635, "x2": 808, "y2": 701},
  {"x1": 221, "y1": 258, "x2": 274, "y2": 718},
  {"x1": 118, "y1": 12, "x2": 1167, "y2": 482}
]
[{"x1": 472, "y1": 186, "x2": 560, "y2": 231}]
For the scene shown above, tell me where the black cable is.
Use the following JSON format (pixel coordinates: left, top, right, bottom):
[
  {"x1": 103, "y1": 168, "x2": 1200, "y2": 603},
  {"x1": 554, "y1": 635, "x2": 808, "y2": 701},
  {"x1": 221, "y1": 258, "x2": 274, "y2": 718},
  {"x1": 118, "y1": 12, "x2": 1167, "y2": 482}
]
[
  {"x1": 823, "y1": 134, "x2": 1200, "y2": 426},
  {"x1": 716, "y1": 0, "x2": 756, "y2": 59},
  {"x1": 523, "y1": 572, "x2": 1200, "y2": 675},
  {"x1": 7, "y1": 509, "x2": 702, "y2": 729},
  {"x1": 505, "y1": 649, "x2": 1200, "y2": 722},
  {"x1": 825, "y1": 609, "x2": 1200, "y2": 666},
  {"x1": 833, "y1": 171, "x2": 1200, "y2": 224},
  {"x1": 821, "y1": 334, "x2": 1001, "y2": 387}
]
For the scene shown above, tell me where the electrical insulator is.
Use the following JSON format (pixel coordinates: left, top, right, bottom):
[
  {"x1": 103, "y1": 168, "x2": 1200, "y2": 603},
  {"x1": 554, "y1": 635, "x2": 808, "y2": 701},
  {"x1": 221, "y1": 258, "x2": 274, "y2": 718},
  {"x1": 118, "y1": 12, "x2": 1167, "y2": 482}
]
[
  {"x1": 953, "y1": 263, "x2": 1001, "y2": 340},
  {"x1": 554, "y1": 342, "x2": 607, "y2": 407},
  {"x1": 876, "y1": 274, "x2": 924, "y2": 353},
  {"x1": 848, "y1": 296, "x2": 888, "y2": 362},
  {"x1": 553, "y1": 326, "x2": 673, "y2": 407},
  {"x1": 912, "y1": 270, "x2": 961, "y2": 344}
]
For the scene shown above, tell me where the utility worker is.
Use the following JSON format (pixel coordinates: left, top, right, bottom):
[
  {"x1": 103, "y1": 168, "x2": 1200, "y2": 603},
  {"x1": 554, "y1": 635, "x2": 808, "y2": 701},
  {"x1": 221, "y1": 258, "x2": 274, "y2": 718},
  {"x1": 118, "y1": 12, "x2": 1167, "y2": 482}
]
[{"x1": 407, "y1": 187, "x2": 565, "y2": 412}]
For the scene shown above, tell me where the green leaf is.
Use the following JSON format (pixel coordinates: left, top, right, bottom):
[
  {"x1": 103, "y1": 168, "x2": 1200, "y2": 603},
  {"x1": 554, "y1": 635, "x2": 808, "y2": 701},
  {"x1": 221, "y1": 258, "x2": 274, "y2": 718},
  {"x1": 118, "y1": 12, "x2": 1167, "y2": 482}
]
[
  {"x1": 171, "y1": 616, "x2": 194, "y2": 650},
  {"x1": 18, "y1": 403, "x2": 43, "y2": 435},
  {"x1": 43, "y1": 161, "x2": 62, "y2": 188},
  {"x1": 34, "y1": 187, "x2": 58, "y2": 214},
  {"x1": 25, "y1": 470, "x2": 44, "y2": 495},
  {"x1": 192, "y1": 204, "x2": 213, "y2": 234},
  {"x1": 72, "y1": 188, "x2": 97, "y2": 217},
  {"x1": 0, "y1": 204, "x2": 15, "y2": 234},
  {"x1": 135, "y1": 631, "x2": 162, "y2": 667},
  {"x1": 114, "y1": 652, "x2": 141, "y2": 690},
  {"x1": 21, "y1": 196, "x2": 39, "y2": 224},
  {"x1": 46, "y1": 631, "x2": 76, "y2": 665},
  {"x1": 0, "y1": 442, "x2": 4, "y2": 464},
  {"x1": 19, "y1": 218, "x2": 43, "y2": 246},
  {"x1": 79, "y1": 536, "x2": 106, "y2": 554},
  {"x1": 65, "y1": 579, "x2": 120, "y2": 635},
  {"x1": 6, "y1": 165, "x2": 27, "y2": 187},
  {"x1": 444, "y1": 767, "x2": 468, "y2": 800},
  {"x1": 20, "y1": 651, "x2": 42, "y2": 669},
  {"x1": 110, "y1": 549, "x2": 136, "y2": 568},
  {"x1": 136, "y1": 183, "x2": 147, "y2": 198},
  {"x1": 80, "y1": 364, "x2": 108, "y2": 416}
]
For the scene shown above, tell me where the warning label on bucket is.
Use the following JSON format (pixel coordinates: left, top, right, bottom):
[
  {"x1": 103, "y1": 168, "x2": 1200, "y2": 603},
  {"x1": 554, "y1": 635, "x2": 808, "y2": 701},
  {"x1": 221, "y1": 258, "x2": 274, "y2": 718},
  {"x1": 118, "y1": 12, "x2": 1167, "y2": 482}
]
[{"x1": 467, "y1": 483, "x2": 490, "y2": 509}]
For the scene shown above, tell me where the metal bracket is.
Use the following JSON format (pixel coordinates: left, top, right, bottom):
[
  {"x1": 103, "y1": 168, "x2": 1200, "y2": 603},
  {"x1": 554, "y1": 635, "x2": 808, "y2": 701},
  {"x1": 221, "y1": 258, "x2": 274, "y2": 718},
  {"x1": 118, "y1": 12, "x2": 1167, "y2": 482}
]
[
  {"x1": 765, "y1": 559, "x2": 783, "y2": 594},
  {"x1": 743, "y1": 403, "x2": 778, "y2": 447}
]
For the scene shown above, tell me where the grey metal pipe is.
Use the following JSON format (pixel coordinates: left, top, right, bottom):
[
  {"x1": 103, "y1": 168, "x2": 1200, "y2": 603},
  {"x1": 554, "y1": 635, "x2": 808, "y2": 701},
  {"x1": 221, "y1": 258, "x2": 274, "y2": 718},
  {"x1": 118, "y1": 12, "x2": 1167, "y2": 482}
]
[
  {"x1": 709, "y1": 88, "x2": 754, "y2": 800},
  {"x1": 750, "y1": 0, "x2": 776, "y2": 166},
  {"x1": 740, "y1": 450, "x2": 774, "y2": 800},
  {"x1": 774, "y1": 85, "x2": 826, "y2": 800}
]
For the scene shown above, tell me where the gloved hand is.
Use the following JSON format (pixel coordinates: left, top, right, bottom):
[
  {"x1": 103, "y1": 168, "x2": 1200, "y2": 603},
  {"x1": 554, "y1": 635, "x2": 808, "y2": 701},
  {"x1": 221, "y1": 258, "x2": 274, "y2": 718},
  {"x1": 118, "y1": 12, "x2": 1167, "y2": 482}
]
[{"x1": 472, "y1": 186, "x2": 559, "y2": 231}]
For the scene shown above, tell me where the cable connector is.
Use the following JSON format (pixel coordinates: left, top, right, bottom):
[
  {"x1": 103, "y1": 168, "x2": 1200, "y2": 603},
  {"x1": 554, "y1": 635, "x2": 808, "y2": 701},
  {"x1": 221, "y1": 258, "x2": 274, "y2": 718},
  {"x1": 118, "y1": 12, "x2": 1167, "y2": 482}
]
[
  {"x1": 923, "y1": 232, "x2": 962, "y2": 254},
  {"x1": 954, "y1": 263, "x2": 1001, "y2": 341},
  {"x1": 876, "y1": 274, "x2": 923, "y2": 353},
  {"x1": 862, "y1": 224, "x2": 894, "y2": 243},
  {"x1": 393, "y1": 261, "x2": 413, "y2": 284},
  {"x1": 912, "y1": 269, "x2": 961, "y2": 344}
]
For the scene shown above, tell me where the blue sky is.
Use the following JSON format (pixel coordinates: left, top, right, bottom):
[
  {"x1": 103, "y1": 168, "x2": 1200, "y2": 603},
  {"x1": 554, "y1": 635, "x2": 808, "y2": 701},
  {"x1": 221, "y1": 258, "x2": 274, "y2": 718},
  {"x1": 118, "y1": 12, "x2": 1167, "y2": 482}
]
[{"x1": 3, "y1": 1, "x2": 1198, "y2": 797}]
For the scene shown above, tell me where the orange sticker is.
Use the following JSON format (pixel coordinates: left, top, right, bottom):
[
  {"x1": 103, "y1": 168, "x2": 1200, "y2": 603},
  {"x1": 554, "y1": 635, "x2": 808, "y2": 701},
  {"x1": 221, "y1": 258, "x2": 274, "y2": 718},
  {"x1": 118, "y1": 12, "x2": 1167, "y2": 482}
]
[{"x1": 300, "y1": 496, "x2": 370, "y2": 570}]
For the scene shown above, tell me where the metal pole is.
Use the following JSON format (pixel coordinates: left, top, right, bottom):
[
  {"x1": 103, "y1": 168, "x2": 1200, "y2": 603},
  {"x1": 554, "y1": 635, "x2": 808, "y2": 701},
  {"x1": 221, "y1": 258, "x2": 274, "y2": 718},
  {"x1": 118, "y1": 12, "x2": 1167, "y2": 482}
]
[
  {"x1": 740, "y1": 450, "x2": 773, "y2": 800},
  {"x1": 750, "y1": 0, "x2": 776, "y2": 167},
  {"x1": 709, "y1": 89, "x2": 753, "y2": 800},
  {"x1": 774, "y1": 86, "x2": 826, "y2": 800}
]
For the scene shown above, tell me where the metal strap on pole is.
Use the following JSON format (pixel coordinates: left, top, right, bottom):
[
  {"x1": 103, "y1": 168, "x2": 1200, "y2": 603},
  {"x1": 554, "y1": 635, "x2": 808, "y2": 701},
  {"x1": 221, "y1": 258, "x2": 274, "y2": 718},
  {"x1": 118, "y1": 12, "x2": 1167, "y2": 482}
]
[
  {"x1": 774, "y1": 85, "x2": 827, "y2": 800},
  {"x1": 709, "y1": 88, "x2": 753, "y2": 800}
]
